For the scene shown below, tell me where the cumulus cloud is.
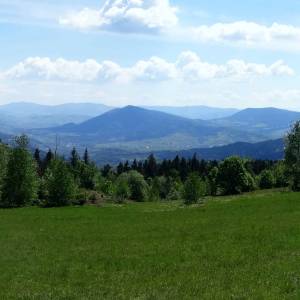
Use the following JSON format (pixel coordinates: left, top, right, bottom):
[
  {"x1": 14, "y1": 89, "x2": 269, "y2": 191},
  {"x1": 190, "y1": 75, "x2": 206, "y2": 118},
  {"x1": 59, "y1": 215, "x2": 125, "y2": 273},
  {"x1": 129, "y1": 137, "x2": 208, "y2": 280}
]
[
  {"x1": 59, "y1": 0, "x2": 178, "y2": 33},
  {"x1": 1, "y1": 53, "x2": 294, "y2": 83},
  {"x1": 190, "y1": 21, "x2": 300, "y2": 47}
]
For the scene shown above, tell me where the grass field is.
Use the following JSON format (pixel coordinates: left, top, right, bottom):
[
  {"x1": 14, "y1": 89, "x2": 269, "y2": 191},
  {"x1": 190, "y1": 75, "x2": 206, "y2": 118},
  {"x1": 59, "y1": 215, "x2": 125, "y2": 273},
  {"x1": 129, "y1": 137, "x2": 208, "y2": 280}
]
[{"x1": 1, "y1": 191, "x2": 300, "y2": 299}]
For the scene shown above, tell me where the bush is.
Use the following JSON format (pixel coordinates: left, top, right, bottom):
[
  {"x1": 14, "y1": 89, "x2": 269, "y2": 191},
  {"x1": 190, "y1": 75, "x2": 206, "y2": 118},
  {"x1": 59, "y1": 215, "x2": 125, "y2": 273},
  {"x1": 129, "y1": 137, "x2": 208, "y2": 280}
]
[
  {"x1": 259, "y1": 170, "x2": 275, "y2": 189},
  {"x1": 44, "y1": 159, "x2": 77, "y2": 207},
  {"x1": 116, "y1": 171, "x2": 149, "y2": 202},
  {"x1": 217, "y1": 156, "x2": 254, "y2": 195},
  {"x1": 208, "y1": 167, "x2": 218, "y2": 196},
  {"x1": 182, "y1": 173, "x2": 206, "y2": 205},
  {"x1": 114, "y1": 175, "x2": 130, "y2": 203},
  {"x1": 273, "y1": 162, "x2": 289, "y2": 188}
]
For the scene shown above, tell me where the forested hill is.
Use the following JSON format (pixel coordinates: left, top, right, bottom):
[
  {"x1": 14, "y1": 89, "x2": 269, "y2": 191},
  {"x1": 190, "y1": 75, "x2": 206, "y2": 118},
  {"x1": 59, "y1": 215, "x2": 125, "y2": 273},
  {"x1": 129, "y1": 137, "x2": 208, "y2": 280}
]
[{"x1": 91, "y1": 139, "x2": 284, "y2": 165}]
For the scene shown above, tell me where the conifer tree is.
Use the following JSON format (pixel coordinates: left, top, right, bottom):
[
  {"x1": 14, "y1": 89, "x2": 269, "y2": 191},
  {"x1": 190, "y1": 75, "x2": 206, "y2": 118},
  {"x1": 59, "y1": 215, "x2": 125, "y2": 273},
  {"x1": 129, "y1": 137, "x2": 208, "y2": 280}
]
[
  {"x1": 34, "y1": 148, "x2": 42, "y2": 176},
  {"x1": 70, "y1": 147, "x2": 80, "y2": 168},
  {"x1": 145, "y1": 154, "x2": 157, "y2": 178},
  {"x1": 43, "y1": 149, "x2": 54, "y2": 173},
  {"x1": 83, "y1": 148, "x2": 90, "y2": 165}
]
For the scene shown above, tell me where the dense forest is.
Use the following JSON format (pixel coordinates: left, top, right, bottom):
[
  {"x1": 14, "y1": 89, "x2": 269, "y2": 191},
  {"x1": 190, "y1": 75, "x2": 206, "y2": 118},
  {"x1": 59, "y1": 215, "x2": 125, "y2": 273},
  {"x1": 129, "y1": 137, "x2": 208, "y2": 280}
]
[{"x1": 0, "y1": 121, "x2": 300, "y2": 208}]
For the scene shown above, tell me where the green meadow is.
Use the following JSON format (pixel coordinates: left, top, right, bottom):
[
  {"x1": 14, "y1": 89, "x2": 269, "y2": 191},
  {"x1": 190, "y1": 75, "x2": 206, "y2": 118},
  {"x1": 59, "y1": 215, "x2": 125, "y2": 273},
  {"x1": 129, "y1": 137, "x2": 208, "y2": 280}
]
[{"x1": 1, "y1": 191, "x2": 300, "y2": 299}]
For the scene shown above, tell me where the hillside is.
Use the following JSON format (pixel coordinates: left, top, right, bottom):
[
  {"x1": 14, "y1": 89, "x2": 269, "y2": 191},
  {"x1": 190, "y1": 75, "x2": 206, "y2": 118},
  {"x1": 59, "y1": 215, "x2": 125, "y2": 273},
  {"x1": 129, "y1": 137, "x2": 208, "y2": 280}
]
[
  {"x1": 215, "y1": 107, "x2": 300, "y2": 132},
  {"x1": 90, "y1": 138, "x2": 284, "y2": 164},
  {"x1": 51, "y1": 106, "x2": 215, "y2": 140},
  {"x1": 30, "y1": 106, "x2": 266, "y2": 153}
]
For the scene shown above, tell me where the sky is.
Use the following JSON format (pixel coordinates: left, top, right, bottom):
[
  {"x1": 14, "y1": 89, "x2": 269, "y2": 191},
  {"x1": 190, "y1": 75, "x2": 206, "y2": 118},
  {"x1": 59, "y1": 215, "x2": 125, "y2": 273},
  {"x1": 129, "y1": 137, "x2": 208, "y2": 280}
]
[{"x1": 1, "y1": 0, "x2": 300, "y2": 109}]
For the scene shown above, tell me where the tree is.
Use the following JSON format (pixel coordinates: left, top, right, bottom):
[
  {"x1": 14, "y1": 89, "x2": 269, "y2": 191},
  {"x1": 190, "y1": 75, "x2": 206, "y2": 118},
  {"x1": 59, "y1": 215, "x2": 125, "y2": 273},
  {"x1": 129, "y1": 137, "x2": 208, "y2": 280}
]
[
  {"x1": 273, "y1": 161, "x2": 288, "y2": 188},
  {"x1": 259, "y1": 170, "x2": 275, "y2": 189},
  {"x1": 182, "y1": 173, "x2": 206, "y2": 205},
  {"x1": 217, "y1": 156, "x2": 254, "y2": 195},
  {"x1": 1, "y1": 135, "x2": 39, "y2": 208},
  {"x1": 114, "y1": 175, "x2": 130, "y2": 203},
  {"x1": 44, "y1": 159, "x2": 76, "y2": 207},
  {"x1": 34, "y1": 148, "x2": 42, "y2": 176},
  {"x1": 285, "y1": 121, "x2": 300, "y2": 191},
  {"x1": 0, "y1": 143, "x2": 9, "y2": 202},
  {"x1": 79, "y1": 162, "x2": 99, "y2": 190},
  {"x1": 208, "y1": 167, "x2": 219, "y2": 196},
  {"x1": 70, "y1": 147, "x2": 80, "y2": 168},
  {"x1": 83, "y1": 148, "x2": 90, "y2": 165},
  {"x1": 124, "y1": 171, "x2": 149, "y2": 202},
  {"x1": 43, "y1": 149, "x2": 54, "y2": 173}
]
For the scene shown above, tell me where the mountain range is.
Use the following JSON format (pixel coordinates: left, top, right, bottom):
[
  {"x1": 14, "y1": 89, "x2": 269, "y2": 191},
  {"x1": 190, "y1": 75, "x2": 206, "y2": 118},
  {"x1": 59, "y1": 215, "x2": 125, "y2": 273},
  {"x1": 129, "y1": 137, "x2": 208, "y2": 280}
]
[
  {"x1": 31, "y1": 106, "x2": 265, "y2": 153},
  {"x1": 0, "y1": 102, "x2": 239, "y2": 132},
  {"x1": 0, "y1": 102, "x2": 298, "y2": 164},
  {"x1": 0, "y1": 102, "x2": 113, "y2": 131}
]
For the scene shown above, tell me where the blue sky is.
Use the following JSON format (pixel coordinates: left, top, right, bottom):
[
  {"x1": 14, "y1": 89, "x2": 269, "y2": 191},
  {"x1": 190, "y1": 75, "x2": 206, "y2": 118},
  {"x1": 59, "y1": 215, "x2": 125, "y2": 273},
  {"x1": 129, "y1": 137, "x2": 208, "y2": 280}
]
[{"x1": 0, "y1": 0, "x2": 300, "y2": 109}]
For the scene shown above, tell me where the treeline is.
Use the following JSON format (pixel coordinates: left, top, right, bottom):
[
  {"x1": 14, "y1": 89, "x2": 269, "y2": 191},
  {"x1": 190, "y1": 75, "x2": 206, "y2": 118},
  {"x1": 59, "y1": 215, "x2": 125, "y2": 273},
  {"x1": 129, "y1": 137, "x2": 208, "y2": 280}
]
[{"x1": 0, "y1": 121, "x2": 300, "y2": 208}]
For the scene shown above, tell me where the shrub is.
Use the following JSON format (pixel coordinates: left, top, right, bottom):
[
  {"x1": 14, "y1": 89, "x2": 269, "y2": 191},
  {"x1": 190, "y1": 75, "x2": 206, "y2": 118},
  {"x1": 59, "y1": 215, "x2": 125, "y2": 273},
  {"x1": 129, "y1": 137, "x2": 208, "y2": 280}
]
[
  {"x1": 182, "y1": 173, "x2": 206, "y2": 205},
  {"x1": 44, "y1": 159, "x2": 77, "y2": 207},
  {"x1": 217, "y1": 156, "x2": 254, "y2": 195},
  {"x1": 114, "y1": 175, "x2": 130, "y2": 203},
  {"x1": 273, "y1": 162, "x2": 289, "y2": 188},
  {"x1": 259, "y1": 170, "x2": 275, "y2": 189},
  {"x1": 116, "y1": 171, "x2": 149, "y2": 202}
]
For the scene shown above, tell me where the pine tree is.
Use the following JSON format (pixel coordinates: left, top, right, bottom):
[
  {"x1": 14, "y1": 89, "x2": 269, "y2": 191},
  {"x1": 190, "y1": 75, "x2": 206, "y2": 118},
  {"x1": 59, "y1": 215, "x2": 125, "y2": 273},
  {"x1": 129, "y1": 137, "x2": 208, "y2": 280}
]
[
  {"x1": 70, "y1": 147, "x2": 80, "y2": 168},
  {"x1": 145, "y1": 154, "x2": 157, "y2": 178},
  {"x1": 1, "y1": 135, "x2": 39, "y2": 208},
  {"x1": 83, "y1": 148, "x2": 90, "y2": 165},
  {"x1": 43, "y1": 149, "x2": 54, "y2": 173},
  {"x1": 117, "y1": 162, "x2": 124, "y2": 175},
  {"x1": 34, "y1": 148, "x2": 42, "y2": 176},
  {"x1": 131, "y1": 159, "x2": 138, "y2": 171}
]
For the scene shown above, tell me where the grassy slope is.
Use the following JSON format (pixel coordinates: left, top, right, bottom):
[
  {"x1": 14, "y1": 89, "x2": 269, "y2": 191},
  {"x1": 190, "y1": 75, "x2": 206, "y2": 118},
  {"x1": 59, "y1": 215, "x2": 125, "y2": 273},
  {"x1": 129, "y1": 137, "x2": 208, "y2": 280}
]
[{"x1": 1, "y1": 192, "x2": 300, "y2": 299}]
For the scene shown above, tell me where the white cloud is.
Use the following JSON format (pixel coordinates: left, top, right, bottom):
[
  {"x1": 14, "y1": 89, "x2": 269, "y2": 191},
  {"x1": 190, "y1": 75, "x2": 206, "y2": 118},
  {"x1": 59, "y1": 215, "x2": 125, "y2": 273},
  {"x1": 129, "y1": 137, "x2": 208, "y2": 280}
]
[
  {"x1": 130, "y1": 56, "x2": 178, "y2": 80},
  {"x1": 1, "y1": 53, "x2": 294, "y2": 84},
  {"x1": 176, "y1": 51, "x2": 294, "y2": 80},
  {"x1": 59, "y1": 0, "x2": 178, "y2": 33},
  {"x1": 190, "y1": 21, "x2": 300, "y2": 48}
]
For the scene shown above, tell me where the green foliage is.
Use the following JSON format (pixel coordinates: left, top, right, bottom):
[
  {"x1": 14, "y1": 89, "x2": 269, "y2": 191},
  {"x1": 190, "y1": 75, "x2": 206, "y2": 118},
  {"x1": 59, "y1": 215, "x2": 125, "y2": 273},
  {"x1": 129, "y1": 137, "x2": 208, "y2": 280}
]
[
  {"x1": 259, "y1": 170, "x2": 275, "y2": 189},
  {"x1": 208, "y1": 166, "x2": 219, "y2": 196},
  {"x1": 182, "y1": 173, "x2": 206, "y2": 205},
  {"x1": 78, "y1": 162, "x2": 99, "y2": 190},
  {"x1": 119, "y1": 171, "x2": 149, "y2": 202},
  {"x1": 285, "y1": 121, "x2": 300, "y2": 191},
  {"x1": 114, "y1": 175, "x2": 130, "y2": 203},
  {"x1": 44, "y1": 159, "x2": 77, "y2": 207},
  {"x1": 217, "y1": 156, "x2": 255, "y2": 195},
  {"x1": 0, "y1": 143, "x2": 9, "y2": 202},
  {"x1": 273, "y1": 161, "x2": 289, "y2": 188},
  {"x1": 1, "y1": 135, "x2": 39, "y2": 208}
]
